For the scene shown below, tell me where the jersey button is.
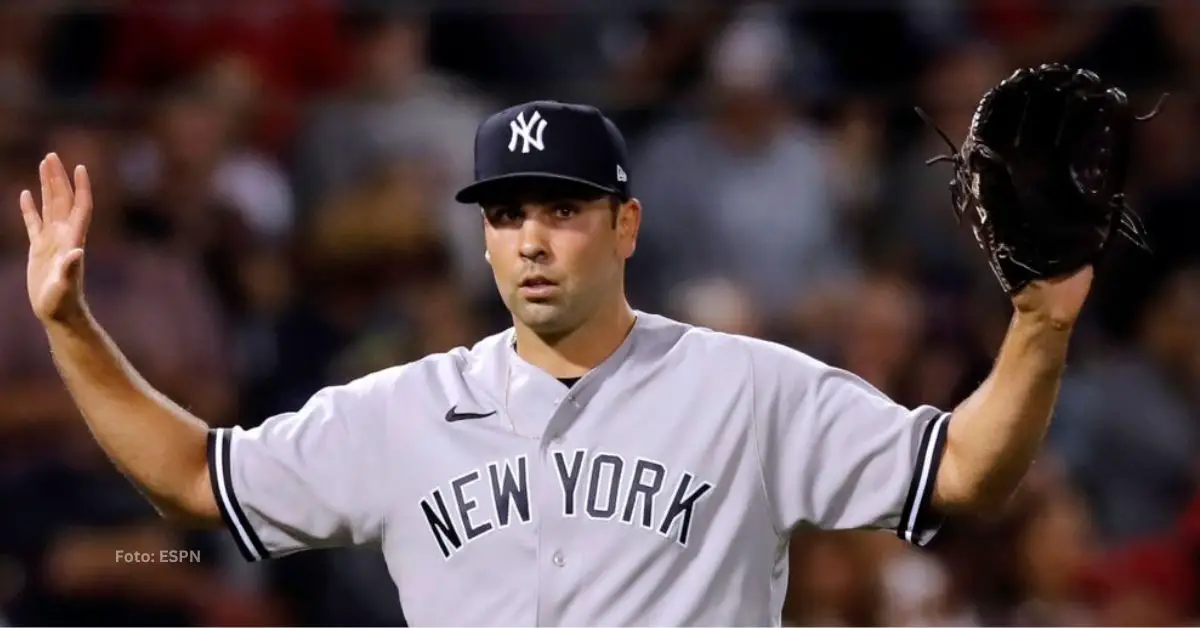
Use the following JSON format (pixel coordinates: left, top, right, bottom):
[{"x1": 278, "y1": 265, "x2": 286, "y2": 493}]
[{"x1": 552, "y1": 551, "x2": 565, "y2": 567}]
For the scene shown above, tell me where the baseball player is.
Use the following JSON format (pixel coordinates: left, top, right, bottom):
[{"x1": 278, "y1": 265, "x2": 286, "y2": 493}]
[{"x1": 20, "y1": 99, "x2": 1092, "y2": 626}]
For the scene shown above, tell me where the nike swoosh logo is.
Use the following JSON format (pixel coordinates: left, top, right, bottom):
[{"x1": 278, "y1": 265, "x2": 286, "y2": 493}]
[{"x1": 445, "y1": 406, "x2": 498, "y2": 422}]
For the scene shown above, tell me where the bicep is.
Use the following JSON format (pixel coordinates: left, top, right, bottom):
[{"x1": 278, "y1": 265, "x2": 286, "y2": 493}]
[
  {"x1": 752, "y1": 341, "x2": 950, "y2": 546},
  {"x1": 207, "y1": 381, "x2": 387, "y2": 562}
]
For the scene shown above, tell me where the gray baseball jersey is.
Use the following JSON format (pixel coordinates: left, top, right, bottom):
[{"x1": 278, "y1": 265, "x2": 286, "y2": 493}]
[{"x1": 207, "y1": 312, "x2": 950, "y2": 626}]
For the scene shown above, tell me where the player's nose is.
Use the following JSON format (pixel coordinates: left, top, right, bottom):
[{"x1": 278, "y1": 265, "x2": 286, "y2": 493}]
[{"x1": 518, "y1": 216, "x2": 551, "y2": 262}]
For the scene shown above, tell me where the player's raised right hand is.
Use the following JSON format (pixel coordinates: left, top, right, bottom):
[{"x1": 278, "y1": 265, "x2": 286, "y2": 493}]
[{"x1": 20, "y1": 153, "x2": 93, "y2": 325}]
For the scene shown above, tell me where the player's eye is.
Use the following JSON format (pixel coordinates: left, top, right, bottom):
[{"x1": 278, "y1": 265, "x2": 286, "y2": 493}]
[
  {"x1": 550, "y1": 203, "x2": 580, "y2": 220},
  {"x1": 484, "y1": 205, "x2": 524, "y2": 227}
]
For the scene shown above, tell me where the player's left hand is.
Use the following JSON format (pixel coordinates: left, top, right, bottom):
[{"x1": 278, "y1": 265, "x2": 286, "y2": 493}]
[
  {"x1": 919, "y1": 64, "x2": 1160, "y2": 318},
  {"x1": 1010, "y1": 265, "x2": 1094, "y2": 330}
]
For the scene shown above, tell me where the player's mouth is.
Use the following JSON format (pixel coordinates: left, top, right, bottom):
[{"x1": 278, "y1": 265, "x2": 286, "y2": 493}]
[{"x1": 518, "y1": 275, "x2": 559, "y2": 300}]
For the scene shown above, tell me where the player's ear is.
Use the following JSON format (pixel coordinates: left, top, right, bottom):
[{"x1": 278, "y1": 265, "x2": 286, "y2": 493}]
[
  {"x1": 616, "y1": 197, "x2": 641, "y2": 259},
  {"x1": 484, "y1": 249, "x2": 491, "y2": 263}
]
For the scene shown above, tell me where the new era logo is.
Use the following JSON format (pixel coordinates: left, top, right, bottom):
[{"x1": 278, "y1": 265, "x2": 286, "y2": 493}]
[
  {"x1": 616, "y1": 165, "x2": 627, "y2": 182},
  {"x1": 509, "y1": 110, "x2": 547, "y2": 153}
]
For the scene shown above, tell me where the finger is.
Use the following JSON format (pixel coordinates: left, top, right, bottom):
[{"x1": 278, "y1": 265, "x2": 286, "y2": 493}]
[
  {"x1": 45, "y1": 153, "x2": 73, "y2": 221},
  {"x1": 69, "y1": 165, "x2": 92, "y2": 242},
  {"x1": 19, "y1": 189, "x2": 41, "y2": 238},
  {"x1": 38, "y1": 158, "x2": 52, "y2": 219}
]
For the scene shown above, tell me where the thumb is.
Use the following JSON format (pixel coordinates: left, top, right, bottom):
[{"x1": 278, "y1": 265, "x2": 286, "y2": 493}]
[{"x1": 55, "y1": 248, "x2": 85, "y2": 285}]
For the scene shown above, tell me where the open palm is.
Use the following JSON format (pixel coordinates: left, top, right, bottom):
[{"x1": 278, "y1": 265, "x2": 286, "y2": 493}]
[{"x1": 20, "y1": 153, "x2": 93, "y2": 324}]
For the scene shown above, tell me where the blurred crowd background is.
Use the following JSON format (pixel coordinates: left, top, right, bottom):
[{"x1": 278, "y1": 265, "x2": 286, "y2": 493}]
[{"x1": 0, "y1": 0, "x2": 1198, "y2": 626}]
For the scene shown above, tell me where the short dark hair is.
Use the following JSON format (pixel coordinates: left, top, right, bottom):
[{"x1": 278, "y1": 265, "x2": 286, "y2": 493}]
[{"x1": 607, "y1": 194, "x2": 622, "y2": 227}]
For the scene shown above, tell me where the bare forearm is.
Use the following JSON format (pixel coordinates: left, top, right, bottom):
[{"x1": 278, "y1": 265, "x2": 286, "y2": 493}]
[
  {"x1": 935, "y1": 311, "x2": 1072, "y2": 513},
  {"x1": 44, "y1": 310, "x2": 219, "y2": 524}
]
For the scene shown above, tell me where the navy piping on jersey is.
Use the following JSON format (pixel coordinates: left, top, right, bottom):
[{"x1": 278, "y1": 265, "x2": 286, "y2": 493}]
[
  {"x1": 897, "y1": 411, "x2": 951, "y2": 546},
  {"x1": 208, "y1": 428, "x2": 270, "y2": 561}
]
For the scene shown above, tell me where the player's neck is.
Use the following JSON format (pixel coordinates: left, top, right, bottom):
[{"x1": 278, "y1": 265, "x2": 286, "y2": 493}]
[{"x1": 513, "y1": 301, "x2": 637, "y2": 379}]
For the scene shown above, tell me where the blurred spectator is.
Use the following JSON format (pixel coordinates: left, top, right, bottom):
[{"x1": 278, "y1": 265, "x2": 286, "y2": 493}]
[
  {"x1": 824, "y1": 272, "x2": 926, "y2": 400},
  {"x1": 293, "y1": 7, "x2": 497, "y2": 299},
  {"x1": 0, "y1": 2, "x2": 47, "y2": 152},
  {"x1": 789, "y1": 2, "x2": 925, "y2": 96},
  {"x1": 122, "y1": 80, "x2": 295, "y2": 244},
  {"x1": 0, "y1": 144, "x2": 42, "y2": 255},
  {"x1": 1090, "y1": 79, "x2": 1200, "y2": 339},
  {"x1": 119, "y1": 81, "x2": 303, "y2": 426},
  {"x1": 884, "y1": 40, "x2": 1006, "y2": 291},
  {"x1": 424, "y1": 0, "x2": 659, "y2": 106},
  {"x1": 0, "y1": 3, "x2": 47, "y2": 92},
  {"x1": 630, "y1": 3, "x2": 856, "y2": 323},
  {"x1": 104, "y1": 0, "x2": 348, "y2": 152},
  {"x1": 0, "y1": 117, "x2": 236, "y2": 445},
  {"x1": 0, "y1": 1, "x2": 47, "y2": 255},
  {"x1": 0, "y1": 118, "x2": 273, "y2": 626},
  {"x1": 325, "y1": 244, "x2": 483, "y2": 386},
  {"x1": 1051, "y1": 265, "x2": 1200, "y2": 544},
  {"x1": 826, "y1": 99, "x2": 887, "y2": 234},
  {"x1": 258, "y1": 156, "x2": 456, "y2": 412},
  {"x1": 1063, "y1": 2, "x2": 1189, "y2": 93},
  {"x1": 938, "y1": 460, "x2": 1099, "y2": 626},
  {"x1": 1085, "y1": 528, "x2": 1197, "y2": 626},
  {"x1": 118, "y1": 83, "x2": 283, "y2": 336},
  {"x1": 1159, "y1": 0, "x2": 1200, "y2": 84},
  {"x1": 0, "y1": 448, "x2": 291, "y2": 627},
  {"x1": 970, "y1": 1, "x2": 1115, "y2": 76},
  {"x1": 669, "y1": 276, "x2": 765, "y2": 337},
  {"x1": 782, "y1": 530, "x2": 884, "y2": 626},
  {"x1": 872, "y1": 533, "x2": 979, "y2": 626},
  {"x1": 596, "y1": 4, "x2": 732, "y2": 133}
]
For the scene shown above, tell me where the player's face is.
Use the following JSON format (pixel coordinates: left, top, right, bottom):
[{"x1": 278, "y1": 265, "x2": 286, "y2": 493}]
[{"x1": 482, "y1": 191, "x2": 639, "y2": 336}]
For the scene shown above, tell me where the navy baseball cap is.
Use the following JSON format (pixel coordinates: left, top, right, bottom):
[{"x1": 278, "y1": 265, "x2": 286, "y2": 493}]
[{"x1": 454, "y1": 100, "x2": 631, "y2": 205}]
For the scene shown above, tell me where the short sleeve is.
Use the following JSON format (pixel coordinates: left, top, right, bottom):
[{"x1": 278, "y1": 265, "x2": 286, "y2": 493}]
[
  {"x1": 748, "y1": 340, "x2": 951, "y2": 547},
  {"x1": 208, "y1": 376, "x2": 389, "y2": 561}
]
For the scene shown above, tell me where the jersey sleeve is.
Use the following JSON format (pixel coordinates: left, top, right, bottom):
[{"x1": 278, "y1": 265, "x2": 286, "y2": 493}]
[
  {"x1": 748, "y1": 339, "x2": 951, "y2": 547},
  {"x1": 207, "y1": 375, "x2": 390, "y2": 561}
]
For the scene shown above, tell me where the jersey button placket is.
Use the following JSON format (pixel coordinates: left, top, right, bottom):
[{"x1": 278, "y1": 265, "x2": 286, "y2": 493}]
[
  {"x1": 536, "y1": 430, "x2": 560, "y2": 624},
  {"x1": 537, "y1": 400, "x2": 580, "y2": 625}
]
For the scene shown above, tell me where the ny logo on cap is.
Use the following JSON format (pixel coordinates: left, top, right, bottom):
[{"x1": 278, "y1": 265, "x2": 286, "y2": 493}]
[{"x1": 508, "y1": 110, "x2": 547, "y2": 153}]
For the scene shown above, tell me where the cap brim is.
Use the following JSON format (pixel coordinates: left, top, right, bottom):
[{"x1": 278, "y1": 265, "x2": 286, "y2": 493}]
[{"x1": 454, "y1": 172, "x2": 621, "y2": 205}]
